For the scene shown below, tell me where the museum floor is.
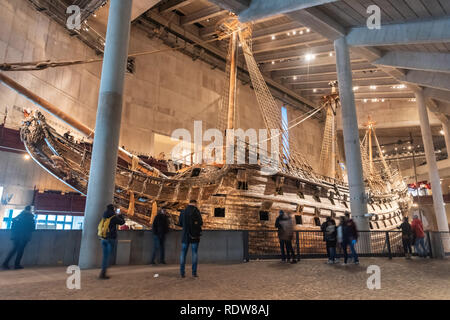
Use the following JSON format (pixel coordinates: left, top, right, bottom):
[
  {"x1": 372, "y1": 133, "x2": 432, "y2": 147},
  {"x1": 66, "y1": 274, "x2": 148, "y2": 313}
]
[{"x1": 0, "y1": 258, "x2": 449, "y2": 300}]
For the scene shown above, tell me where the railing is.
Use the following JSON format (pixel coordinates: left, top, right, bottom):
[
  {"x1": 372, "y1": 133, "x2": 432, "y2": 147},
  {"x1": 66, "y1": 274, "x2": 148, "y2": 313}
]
[{"x1": 243, "y1": 230, "x2": 436, "y2": 261}]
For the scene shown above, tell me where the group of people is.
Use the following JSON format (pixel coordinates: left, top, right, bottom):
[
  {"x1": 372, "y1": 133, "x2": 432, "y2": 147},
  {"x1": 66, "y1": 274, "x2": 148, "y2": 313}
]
[
  {"x1": 275, "y1": 211, "x2": 360, "y2": 265},
  {"x1": 275, "y1": 211, "x2": 429, "y2": 265},
  {"x1": 98, "y1": 200, "x2": 203, "y2": 279},
  {"x1": 398, "y1": 215, "x2": 429, "y2": 258},
  {"x1": 2, "y1": 203, "x2": 430, "y2": 276}
]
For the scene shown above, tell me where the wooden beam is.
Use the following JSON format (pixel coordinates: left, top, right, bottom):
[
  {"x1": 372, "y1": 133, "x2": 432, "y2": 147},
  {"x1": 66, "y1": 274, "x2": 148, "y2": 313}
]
[{"x1": 180, "y1": 6, "x2": 227, "y2": 26}]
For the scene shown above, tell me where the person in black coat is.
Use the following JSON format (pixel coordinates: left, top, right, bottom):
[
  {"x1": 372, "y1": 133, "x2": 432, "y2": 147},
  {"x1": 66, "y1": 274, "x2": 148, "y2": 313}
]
[
  {"x1": 2, "y1": 206, "x2": 35, "y2": 270},
  {"x1": 99, "y1": 204, "x2": 125, "y2": 279},
  {"x1": 151, "y1": 208, "x2": 170, "y2": 264},
  {"x1": 321, "y1": 217, "x2": 337, "y2": 264},
  {"x1": 397, "y1": 216, "x2": 413, "y2": 259},
  {"x1": 275, "y1": 210, "x2": 297, "y2": 263},
  {"x1": 179, "y1": 200, "x2": 203, "y2": 278}
]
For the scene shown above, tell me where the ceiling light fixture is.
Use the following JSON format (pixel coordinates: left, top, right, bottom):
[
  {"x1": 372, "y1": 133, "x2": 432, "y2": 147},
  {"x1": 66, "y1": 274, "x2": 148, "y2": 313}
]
[
  {"x1": 353, "y1": 86, "x2": 359, "y2": 91},
  {"x1": 271, "y1": 35, "x2": 276, "y2": 40},
  {"x1": 305, "y1": 54, "x2": 315, "y2": 61},
  {"x1": 370, "y1": 85, "x2": 377, "y2": 90}
]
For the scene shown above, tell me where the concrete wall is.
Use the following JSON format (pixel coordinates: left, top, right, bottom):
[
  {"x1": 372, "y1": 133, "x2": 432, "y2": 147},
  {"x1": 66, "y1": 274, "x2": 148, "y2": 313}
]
[
  {"x1": 0, "y1": 230, "x2": 246, "y2": 266},
  {"x1": 0, "y1": 0, "x2": 324, "y2": 161},
  {"x1": 0, "y1": 150, "x2": 73, "y2": 223}
]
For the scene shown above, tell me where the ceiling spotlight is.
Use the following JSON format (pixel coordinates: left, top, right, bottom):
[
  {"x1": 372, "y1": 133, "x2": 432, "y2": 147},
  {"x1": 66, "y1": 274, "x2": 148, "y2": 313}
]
[
  {"x1": 440, "y1": 129, "x2": 445, "y2": 135},
  {"x1": 271, "y1": 35, "x2": 276, "y2": 40},
  {"x1": 306, "y1": 28, "x2": 311, "y2": 33},
  {"x1": 313, "y1": 89, "x2": 317, "y2": 93},
  {"x1": 381, "y1": 99, "x2": 385, "y2": 102},
  {"x1": 329, "y1": 52, "x2": 333, "y2": 57},
  {"x1": 300, "y1": 30, "x2": 304, "y2": 35},
  {"x1": 271, "y1": 61, "x2": 275, "y2": 64},
  {"x1": 408, "y1": 146, "x2": 412, "y2": 150},
  {"x1": 293, "y1": 76, "x2": 297, "y2": 80},
  {"x1": 287, "y1": 32, "x2": 291, "y2": 36},
  {"x1": 305, "y1": 54, "x2": 315, "y2": 61},
  {"x1": 363, "y1": 99, "x2": 368, "y2": 103},
  {"x1": 353, "y1": 86, "x2": 359, "y2": 91},
  {"x1": 394, "y1": 147, "x2": 398, "y2": 151},
  {"x1": 370, "y1": 85, "x2": 377, "y2": 90},
  {"x1": 293, "y1": 30, "x2": 297, "y2": 35},
  {"x1": 24, "y1": 154, "x2": 30, "y2": 160},
  {"x1": 372, "y1": 98, "x2": 378, "y2": 102}
]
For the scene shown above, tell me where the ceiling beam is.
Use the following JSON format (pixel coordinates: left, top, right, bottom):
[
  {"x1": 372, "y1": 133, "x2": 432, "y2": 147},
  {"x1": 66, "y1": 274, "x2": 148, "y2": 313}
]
[
  {"x1": 254, "y1": 43, "x2": 334, "y2": 63},
  {"x1": 346, "y1": 17, "x2": 450, "y2": 47},
  {"x1": 283, "y1": 73, "x2": 390, "y2": 86},
  {"x1": 272, "y1": 62, "x2": 376, "y2": 79},
  {"x1": 158, "y1": 0, "x2": 195, "y2": 14},
  {"x1": 207, "y1": 0, "x2": 250, "y2": 14},
  {"x1": 252, "y1": 32, "x2": 325, "y2": 53},
  {"x1": 238, "y1": 0, "x2": 339, "y2": 23},
  {"x1": 427, "y1": 99, "x2": 450, "y2": 123},
  {"x1": 252, "y1": 21, "x2": 304, "y2": 40},
  {"x1": 180, "y1": 6, "x2": 228, "y2": 26},
  {"x1": 403, "y1": 70, "x2": 450, "y2": 92},
  {"x1": 374, "y1": 51, "x2": 450, "y2": 73},
  {"x1": 286, "y1": 7, "x2": 345, "y2": 40},
  {"x1": 424, "y1": 87, "x2": 450, "y2": 103},
  {"x1": 261, "y1": 55, "x2": 364, "y2": 72}
]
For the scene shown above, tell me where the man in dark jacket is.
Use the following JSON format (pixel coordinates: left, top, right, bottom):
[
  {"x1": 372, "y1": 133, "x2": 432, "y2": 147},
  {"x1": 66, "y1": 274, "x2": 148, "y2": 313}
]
[
  {"x1": 342, "y1": 213, "x2": 359, "y2": 265},
  {"x1": 151, "y1": 208, "x2": 170, "y2": 265},
  {"x1": 179, "y1": 200, "x2": 203, "y2": 278},
  {"x1": 99, "y1": 204, "x2": 125, "y2": 279},
  {"x1": 2, "y1": 206, "x2": 35, "y2": 270},
  {"x1": 322, "y1": 217, "x2": 337, "y2": 264},
  {"x1": 397, "y1": 216, "x2": 413, "y2": 259},
  {"x1": 275, "y1": 210, "x2": 297, "y2": 263}
]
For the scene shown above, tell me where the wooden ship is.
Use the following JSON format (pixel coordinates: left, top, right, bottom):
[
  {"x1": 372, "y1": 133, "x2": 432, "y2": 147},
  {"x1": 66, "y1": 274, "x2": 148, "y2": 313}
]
[{"x1": 0, "y1": 17, "x2": 410, "y2": 254}]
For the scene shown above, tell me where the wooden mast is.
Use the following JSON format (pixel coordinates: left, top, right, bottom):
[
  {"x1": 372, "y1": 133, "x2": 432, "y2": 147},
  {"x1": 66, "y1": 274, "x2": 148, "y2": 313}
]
[
  {"x1": 226, "y1": 31, "x2": 238, "y2": 130},
  {"x1": 0, "y1": 72, "x2": 164, "y2": 177}
]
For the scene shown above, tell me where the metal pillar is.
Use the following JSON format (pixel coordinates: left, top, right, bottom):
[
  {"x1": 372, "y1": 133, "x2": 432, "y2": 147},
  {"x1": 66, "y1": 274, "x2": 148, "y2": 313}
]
[
  {"x1": 415, "y1": 89, "x2": 450, "y2": 253},
  {"x1": 334, "y1": 37, "x2": 369, "y2": 231},
  {"x1": 227, "y1": 31, "x2": 238, "y2": 130},
  {"x1": 79, "y1": 0, "x2": 133, "y2": 269}
]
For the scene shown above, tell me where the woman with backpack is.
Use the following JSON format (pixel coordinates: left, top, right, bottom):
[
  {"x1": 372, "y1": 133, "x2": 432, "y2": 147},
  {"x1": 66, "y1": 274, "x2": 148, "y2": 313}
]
[{"x1": 97, "y1": 204, "x2": 125, "y2": 279}]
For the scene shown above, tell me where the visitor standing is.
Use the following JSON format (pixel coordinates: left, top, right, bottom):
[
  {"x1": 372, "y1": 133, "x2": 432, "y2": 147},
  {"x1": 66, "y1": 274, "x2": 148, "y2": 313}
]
[
  {"x1": 342, "y1": 212, "x2": 359, "y2": 265},
  {"x1": 411, "y1": 215, "x2": 428, "y2": 257},
  {"x1": 179, "y1": 200, "x2": 203, "y2": 278},
  {"x1": 322, "y1": 217, "x2": 337, "y2": 264},
  {"x1": 97, "y1": 204, "x2": 125, "y2": 279},
  {"x1": 151, "y1": 208, "x2": 170, "y2": 265},
  {"x1": 398, "y1": 216, "x2": 413, "y2": 259},
  {"x1": 336, "y1": 216, "x2": 345, "y2": 262},
  {"x1": 275, "y1": 210, "x2": 297, "y2": 264},
  {"x1": 2, "y1": 206, "x2": 35, "y2": 270}
]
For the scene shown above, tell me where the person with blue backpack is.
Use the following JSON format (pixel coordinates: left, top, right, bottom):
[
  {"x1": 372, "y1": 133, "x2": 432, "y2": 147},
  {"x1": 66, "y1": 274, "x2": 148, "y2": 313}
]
[
  {"x1": 97, "y1": 204, "x2": 125, "y2": 279},
  {"x1": 179, "y1": 200, "x2": 203, "y2": 278}
]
